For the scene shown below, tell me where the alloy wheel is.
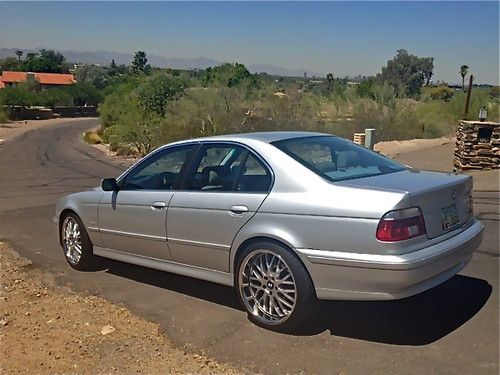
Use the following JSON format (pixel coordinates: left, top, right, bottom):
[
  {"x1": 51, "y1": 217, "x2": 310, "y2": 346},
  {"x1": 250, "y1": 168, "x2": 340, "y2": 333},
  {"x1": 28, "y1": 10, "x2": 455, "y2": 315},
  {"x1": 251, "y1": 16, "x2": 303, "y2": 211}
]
[
  {"x1": 239, "y1": 250, "x2": 297, "y2": 325},
  {"x1": 62, "y1": 217, "x2": 82, "y2": 265}
]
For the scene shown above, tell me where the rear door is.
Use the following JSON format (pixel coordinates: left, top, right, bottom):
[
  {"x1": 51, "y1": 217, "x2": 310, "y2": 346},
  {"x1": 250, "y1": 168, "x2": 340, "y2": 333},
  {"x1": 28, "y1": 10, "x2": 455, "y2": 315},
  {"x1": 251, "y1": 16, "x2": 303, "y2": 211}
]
[
  {"x1": 98, "y1": 144, "x2": 196, "y2": 260},
  {"x1": 167, "y1": 142, "x2": 272, "y2": 272}
]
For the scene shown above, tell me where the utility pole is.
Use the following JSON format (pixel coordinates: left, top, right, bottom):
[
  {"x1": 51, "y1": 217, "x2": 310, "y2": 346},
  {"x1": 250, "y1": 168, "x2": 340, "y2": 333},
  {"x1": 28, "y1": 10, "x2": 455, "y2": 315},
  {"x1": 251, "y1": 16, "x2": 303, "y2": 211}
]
[{"x1": 463, "y1": 75, "x2": 473, "y2": 120}]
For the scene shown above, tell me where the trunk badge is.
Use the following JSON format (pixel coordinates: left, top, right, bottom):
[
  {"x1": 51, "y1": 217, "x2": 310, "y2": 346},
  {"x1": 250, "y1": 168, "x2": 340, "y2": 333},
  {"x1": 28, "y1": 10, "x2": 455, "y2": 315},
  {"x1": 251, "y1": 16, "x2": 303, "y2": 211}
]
[{"x1": 452, "y1": 190, "x2": 457, "y2": 200}]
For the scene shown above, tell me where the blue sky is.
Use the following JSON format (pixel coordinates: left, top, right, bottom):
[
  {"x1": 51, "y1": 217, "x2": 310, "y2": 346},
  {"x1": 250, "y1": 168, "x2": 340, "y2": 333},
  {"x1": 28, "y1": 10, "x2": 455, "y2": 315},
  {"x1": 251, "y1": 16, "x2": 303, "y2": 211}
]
[{"x1": 0, "y1": 1, "x2": 498, "y2": 83}]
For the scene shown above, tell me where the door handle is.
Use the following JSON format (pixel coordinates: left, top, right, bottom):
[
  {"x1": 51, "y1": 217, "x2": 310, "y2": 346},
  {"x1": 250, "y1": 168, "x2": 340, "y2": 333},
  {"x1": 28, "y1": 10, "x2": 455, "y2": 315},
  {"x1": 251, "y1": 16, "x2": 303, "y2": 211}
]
[
  {"x1": 151, "y1": 201, "x2": 167, "y2": 210},
  {"x1": 230, "y1": 205, "x2": 249, "y2": 214}
]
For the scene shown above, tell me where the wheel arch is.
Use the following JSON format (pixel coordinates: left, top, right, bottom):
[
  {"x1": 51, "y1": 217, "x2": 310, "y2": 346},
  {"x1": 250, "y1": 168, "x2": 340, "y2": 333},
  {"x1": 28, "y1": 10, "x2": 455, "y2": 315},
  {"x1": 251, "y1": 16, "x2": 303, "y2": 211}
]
[
  {"x1": 232, "y1": 230, "x2": 316, "y2": 284},
  {"x1": 231, "y1": 234, "x2": 318, "y2": 300}
]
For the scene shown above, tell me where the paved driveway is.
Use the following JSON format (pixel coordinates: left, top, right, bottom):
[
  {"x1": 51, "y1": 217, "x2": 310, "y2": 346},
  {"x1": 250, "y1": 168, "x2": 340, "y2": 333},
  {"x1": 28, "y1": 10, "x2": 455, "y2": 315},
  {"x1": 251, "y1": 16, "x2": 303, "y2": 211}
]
[{"x1": 0, "y1": 119, "x2": 498, "y2": 374}]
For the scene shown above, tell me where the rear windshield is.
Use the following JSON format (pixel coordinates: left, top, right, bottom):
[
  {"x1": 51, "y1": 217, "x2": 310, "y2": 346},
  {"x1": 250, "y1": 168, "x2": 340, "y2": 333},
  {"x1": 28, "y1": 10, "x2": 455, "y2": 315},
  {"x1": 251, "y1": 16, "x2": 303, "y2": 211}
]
[{"x1": 272, "y1": 136, "x2": 406, "y2": 182}]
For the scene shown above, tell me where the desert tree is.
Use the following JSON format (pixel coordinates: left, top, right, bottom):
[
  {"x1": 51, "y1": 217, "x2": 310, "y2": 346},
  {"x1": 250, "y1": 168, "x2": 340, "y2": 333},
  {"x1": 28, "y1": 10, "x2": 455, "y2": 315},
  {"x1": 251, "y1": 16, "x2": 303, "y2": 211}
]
[
  {"x1": 459, "y1": 65, "x2": 469, "y2": 90},
  {"x1": 15, "y1": 50, "x2": 23, "y2": 62},
  {"x1": 376, "y1": 49, "x2": 434, "y2": 97},
  {"x1": 131, "y1": 51, "x2": 151, "y2": 75}
]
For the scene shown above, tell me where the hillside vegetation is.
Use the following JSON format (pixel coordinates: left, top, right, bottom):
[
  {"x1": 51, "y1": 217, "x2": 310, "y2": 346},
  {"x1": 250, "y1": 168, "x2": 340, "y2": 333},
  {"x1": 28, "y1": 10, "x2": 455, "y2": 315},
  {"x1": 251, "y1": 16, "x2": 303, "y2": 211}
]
[{"x1": 1, "y1": 49, "x2": 499, "y2": 155}]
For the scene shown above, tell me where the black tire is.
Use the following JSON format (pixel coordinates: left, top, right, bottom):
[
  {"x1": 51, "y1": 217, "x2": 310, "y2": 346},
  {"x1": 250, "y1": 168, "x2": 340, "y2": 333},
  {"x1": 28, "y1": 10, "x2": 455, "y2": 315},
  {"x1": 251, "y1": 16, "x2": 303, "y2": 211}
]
[
  {"x1": 235, "y1": 240, "x2": 317, "y2": 331},
  {"x1": 60, "y1": 212, "x2": 96, "y2": 271}
]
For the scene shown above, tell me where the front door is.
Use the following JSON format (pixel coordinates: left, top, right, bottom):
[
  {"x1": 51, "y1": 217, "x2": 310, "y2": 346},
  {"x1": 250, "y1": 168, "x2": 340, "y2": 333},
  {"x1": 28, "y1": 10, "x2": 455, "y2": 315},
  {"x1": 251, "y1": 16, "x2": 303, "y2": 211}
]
[
  {"x1": 167, "y1": 143, "x2": 273, "y2": 272},
  {"x1": 98, "y1": 145, "x2": 196, "y2": 260}
]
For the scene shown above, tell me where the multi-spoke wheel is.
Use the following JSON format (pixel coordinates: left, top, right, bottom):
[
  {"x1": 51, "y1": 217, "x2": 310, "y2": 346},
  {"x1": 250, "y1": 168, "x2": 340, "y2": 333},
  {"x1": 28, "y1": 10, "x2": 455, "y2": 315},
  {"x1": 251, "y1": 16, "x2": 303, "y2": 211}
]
[
  {"x1": 63, "y1": 216, "x2": 82, "y2": 265},
  {"x1": 236, "y1": 241, "x2": 317, "y2": 330},
  {"x1": 61, "y1": 213, "x2": 95, "y2": 270}
]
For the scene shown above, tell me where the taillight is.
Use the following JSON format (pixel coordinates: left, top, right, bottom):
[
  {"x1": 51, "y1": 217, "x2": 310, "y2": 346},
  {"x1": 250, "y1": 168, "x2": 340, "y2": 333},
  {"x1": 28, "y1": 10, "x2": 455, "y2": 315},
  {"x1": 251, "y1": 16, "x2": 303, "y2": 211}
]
[{"x1": 376, "y1": 207, "x2": 426, "y2": 242}]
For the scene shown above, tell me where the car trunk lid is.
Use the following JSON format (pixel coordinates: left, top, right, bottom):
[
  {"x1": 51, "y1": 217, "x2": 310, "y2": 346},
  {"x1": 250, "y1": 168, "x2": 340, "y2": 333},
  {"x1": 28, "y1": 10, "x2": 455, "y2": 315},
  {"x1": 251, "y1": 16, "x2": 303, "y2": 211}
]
[{"x1": 336, "y1": 169, "x2": 473, "y2": 239}]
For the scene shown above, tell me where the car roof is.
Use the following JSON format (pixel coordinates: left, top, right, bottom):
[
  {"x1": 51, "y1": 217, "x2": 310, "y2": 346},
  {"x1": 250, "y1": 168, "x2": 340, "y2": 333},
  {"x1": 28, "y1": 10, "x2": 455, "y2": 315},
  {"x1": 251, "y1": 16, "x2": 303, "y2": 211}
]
[{"x1": 178, "y1": 131, "x2": 331, "y2": 144}]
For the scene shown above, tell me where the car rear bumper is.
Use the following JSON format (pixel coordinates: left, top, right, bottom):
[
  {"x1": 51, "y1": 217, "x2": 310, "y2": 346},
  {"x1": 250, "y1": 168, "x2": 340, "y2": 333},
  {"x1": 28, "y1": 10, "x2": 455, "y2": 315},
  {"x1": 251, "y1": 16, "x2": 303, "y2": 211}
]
[{"x1": 295, "y1": 219, "x2": 484, "y2": 300}]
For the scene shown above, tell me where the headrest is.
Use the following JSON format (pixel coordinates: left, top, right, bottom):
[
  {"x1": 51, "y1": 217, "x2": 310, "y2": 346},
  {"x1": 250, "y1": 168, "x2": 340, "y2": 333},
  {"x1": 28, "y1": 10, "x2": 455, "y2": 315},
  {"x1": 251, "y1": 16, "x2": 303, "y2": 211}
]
[
  {"x1": 337, "y1": 151, "x2": 359, "y2": 169},
  {"x1": 230, "y1": 164, "x2": 246, "y2": 176},
  {"x1": 202, "y1": 166, "x2": 231, "y2": 176}
]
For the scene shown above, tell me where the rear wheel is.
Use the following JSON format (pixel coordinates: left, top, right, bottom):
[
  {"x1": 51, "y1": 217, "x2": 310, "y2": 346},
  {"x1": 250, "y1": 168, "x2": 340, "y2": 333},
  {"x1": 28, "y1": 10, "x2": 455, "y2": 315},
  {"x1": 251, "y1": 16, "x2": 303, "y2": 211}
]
[
  {"x1": 61, "y1": 213, "x2": 95, "y2": 270},
  {"x1": 236, "y1": 241, "x2": 317, "y2": 330}
]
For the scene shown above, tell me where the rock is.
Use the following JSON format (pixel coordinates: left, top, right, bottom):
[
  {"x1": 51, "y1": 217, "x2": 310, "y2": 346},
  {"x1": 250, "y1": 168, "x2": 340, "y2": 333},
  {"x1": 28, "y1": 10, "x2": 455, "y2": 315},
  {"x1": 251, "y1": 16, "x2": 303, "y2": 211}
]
[
  {"x1": 101, "y1": 324, "x2": 116, "y2": 335},
  {"x1": 0, "y1": 319, "x2": 8, "y2": 327}
]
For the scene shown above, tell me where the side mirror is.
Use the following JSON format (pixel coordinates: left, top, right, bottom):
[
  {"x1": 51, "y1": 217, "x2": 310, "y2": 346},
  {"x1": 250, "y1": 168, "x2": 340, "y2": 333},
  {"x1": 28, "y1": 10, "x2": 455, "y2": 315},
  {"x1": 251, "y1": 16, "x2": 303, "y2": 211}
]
[{"x1": 102, "y1": 178, "x2": 120, "y2": 191}]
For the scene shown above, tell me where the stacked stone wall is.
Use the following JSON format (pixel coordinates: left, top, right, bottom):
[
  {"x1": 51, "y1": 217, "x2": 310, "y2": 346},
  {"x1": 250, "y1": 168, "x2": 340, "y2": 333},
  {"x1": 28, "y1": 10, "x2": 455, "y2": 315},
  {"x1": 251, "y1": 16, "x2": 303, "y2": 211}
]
[{"x1": 454, "y1": 121, "x2": 500, "y2": 171}]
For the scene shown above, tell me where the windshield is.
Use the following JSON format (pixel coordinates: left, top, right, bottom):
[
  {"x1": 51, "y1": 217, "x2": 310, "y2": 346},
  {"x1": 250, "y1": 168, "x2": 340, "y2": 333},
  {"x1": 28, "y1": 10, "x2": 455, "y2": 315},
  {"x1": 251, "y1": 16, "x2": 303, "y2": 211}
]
[{"x1": 272, "y1": 136, "x2": 407, "y2": 182}]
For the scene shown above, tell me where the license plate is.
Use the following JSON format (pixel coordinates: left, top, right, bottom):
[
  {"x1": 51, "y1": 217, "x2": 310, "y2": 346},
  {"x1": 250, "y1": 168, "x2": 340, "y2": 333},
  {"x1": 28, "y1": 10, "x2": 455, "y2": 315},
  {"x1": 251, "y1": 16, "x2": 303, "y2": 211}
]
[{"x1": 442, "y1": 204, "x2": 460, "y2": 230}]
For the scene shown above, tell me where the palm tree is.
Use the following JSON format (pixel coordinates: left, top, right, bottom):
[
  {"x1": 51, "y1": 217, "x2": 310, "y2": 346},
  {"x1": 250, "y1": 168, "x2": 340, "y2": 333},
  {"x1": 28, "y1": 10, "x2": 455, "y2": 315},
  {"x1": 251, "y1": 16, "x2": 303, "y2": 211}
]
[
  {"x1": 459, "y1": 65, "x2": 469, "y2": 90},
  {"x1": 15, "y1": 50, "x2": 23, "y2": 62}
]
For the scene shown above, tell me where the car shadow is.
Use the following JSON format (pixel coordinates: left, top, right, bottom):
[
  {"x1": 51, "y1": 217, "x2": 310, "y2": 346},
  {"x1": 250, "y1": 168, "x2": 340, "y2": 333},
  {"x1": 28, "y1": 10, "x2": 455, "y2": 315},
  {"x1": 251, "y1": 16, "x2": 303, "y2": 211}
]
[
  {"x1": 295, "y1": 275, "x2": 492, "y2": 345},
  {"x1": 102, "y1": 259, "x2": 491, "y2": 346},
  {"x1": 102, "y1": 258, "x2": 243, "y2": 310}
]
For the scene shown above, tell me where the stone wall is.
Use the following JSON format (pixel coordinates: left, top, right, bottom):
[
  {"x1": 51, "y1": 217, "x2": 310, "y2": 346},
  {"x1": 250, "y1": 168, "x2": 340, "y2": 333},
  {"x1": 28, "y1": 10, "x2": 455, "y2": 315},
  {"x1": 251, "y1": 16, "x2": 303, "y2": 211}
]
[
  {"x1": 454, "y1": 120, "x2": 500, "y2": 171},
  {"x1": 4, "y1": 106, "x2": 98, "y2": 121}
]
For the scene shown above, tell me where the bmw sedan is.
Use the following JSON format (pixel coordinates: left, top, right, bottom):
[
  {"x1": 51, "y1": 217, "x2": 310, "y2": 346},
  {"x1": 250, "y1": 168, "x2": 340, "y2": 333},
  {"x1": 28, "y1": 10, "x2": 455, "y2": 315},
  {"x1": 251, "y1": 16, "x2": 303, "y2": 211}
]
[{"x1": 55, "y1": 132, "x2": 484, "y2": 329}]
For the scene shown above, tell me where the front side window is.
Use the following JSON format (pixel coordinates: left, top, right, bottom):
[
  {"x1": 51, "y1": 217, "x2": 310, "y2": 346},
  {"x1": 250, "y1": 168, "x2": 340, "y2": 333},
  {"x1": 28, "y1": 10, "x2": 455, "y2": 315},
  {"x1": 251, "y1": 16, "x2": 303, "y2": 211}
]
[
  {"x1": 186, "y1": 144, "x2": 272, "y2": 192},
  {"x1": 121, "y1": 146, "x2": 194, "y2": 190},
  {"x1": 272, "y1": 136, "x2": 406, "y2": 182}
]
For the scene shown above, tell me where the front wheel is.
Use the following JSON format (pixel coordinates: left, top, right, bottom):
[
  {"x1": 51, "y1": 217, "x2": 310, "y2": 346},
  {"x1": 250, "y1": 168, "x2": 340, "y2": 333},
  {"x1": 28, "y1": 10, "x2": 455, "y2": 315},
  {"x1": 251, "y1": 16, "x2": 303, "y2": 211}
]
[
  {"x1": 61, "y1": 213, "x2": 95, "y2": 270},
  {"x1": 236, "y1": 241, "x2": 317, "y2": 330}
]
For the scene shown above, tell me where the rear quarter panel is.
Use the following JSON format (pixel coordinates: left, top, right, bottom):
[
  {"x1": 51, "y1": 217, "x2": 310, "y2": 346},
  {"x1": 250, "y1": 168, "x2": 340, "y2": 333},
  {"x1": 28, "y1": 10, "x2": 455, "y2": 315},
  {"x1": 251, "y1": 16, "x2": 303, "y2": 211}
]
[{"x1": 229, "y1": 186, "x2": 413, "y2": 272}]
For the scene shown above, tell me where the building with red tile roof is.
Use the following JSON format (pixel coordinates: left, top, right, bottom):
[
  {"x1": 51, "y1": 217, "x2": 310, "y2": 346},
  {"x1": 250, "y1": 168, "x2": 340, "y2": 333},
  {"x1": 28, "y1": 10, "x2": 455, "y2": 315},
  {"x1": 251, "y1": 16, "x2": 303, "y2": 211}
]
[{"x1": 0, "y1": 71, "x2": 76, "y2": 89}]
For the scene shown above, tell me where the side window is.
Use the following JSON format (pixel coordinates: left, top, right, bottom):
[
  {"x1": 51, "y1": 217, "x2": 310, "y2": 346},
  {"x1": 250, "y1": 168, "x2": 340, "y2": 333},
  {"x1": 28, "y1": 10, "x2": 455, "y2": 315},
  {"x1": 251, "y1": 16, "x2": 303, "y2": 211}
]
[
  {"x1": 236, "y1": 154, "x2": 272, "y2": 192},
  {"x1": 122, "y1": 146, "x2": 193, "y2": 190},
  {"x1": 186, "y1": 145, "x2": 244, "y2": 191},
  {"x1": 185, "y1": 144, "x2": 271, "y2": 193}
]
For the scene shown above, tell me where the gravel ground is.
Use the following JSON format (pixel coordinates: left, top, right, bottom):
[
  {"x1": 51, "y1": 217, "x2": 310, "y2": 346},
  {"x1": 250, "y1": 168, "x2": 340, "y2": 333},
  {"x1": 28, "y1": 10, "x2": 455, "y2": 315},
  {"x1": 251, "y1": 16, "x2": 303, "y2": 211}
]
[{"x1": 0, "y1": 243, "x2": 240, "y2": 375}]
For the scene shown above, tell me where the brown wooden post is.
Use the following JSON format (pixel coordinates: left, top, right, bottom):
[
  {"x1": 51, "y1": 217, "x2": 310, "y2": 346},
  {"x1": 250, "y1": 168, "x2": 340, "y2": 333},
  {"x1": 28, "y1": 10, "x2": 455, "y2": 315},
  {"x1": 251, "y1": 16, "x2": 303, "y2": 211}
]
[{"x1": 463, "y1": 75, "x2": 473, "y2": 119}]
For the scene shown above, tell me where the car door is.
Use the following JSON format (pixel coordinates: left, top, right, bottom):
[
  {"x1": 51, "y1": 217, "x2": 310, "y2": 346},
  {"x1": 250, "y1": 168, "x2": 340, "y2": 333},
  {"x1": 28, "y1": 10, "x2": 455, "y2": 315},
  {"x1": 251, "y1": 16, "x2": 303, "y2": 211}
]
[
  {"x1": 167, "y1": 142, "x2": 273, "y2": 272},
  {"x1": 98, "y1": 144, "x2": 196, "y2": 260}
]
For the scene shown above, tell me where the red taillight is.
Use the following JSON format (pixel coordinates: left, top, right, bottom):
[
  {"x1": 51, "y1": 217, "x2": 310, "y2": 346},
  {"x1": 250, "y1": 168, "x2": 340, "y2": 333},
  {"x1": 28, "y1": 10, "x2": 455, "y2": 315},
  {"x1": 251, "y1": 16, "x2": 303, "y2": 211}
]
[{"x1": 376, "y1": 207, "x2": 426, "y2": 242}]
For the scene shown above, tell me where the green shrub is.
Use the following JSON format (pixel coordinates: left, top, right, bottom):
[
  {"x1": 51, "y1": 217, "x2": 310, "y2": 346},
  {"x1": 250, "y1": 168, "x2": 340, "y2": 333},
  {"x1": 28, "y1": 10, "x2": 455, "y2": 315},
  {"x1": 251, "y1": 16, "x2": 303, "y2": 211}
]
[
  {"x1": 424, "y1": 85, "x2": 455, "y2": 101},
  {"x1": 0, "y1": 83, "x2": 36, "y2": 108},
  {"x1": 490, "y1": 86, "x2": 500, "y2": 99},
  {"x1": 0, "y1": 107, "x2": 9, "y2": 123}
]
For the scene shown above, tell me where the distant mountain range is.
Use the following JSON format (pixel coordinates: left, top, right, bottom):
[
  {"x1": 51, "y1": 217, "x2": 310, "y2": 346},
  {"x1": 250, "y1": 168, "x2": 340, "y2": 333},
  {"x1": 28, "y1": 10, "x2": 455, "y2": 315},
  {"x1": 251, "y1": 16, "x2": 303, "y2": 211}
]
[{"x1": 0, "y1": 48, "x2": 324, "y2": 78}]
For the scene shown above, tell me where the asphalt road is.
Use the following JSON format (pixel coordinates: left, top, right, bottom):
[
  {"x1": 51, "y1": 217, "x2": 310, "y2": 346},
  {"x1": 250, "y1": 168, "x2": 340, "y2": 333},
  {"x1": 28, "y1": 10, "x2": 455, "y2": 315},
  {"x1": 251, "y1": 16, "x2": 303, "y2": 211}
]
[{"x1": 0, "y1": 119, "x2": 498, "y2": 374}]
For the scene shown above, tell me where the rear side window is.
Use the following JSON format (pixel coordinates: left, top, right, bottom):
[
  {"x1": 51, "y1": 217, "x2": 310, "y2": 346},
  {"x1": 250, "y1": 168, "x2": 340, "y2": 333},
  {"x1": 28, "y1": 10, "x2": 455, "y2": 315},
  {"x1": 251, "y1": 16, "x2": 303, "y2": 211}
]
[
  {"x1": 236, "y1": 154, "x2": 272, "y2": 192},
  {"x1": 185, "y1": 144, "x2": 272, "y2": 193},
  {"x1": 272, "y1": 136, "x2": 406, "y2": 182}
]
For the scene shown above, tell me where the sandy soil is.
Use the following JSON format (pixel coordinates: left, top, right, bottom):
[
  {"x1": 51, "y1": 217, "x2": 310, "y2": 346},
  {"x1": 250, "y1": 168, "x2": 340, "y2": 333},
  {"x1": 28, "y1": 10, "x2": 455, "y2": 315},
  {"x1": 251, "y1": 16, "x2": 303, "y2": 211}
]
[
  {"x1": 0, "y1": 118, "x2": 99, "y2": 143},
  {"x1": 92, "y1": 142, "x2": 139, "y2": 168},
  {"x1": 0, "y1": 243, "x2": 239, "y2": 375},
  {"x1": 374, "y1": 136, "x2": 455, "y2": 157}
]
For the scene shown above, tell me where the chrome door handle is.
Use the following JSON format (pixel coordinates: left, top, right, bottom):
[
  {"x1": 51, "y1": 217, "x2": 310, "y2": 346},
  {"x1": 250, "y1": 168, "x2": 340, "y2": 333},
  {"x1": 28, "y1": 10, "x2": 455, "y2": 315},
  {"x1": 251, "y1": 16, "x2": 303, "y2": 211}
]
[
  {"x1": 230, "y1": 205, "x2": 249, "y2": 214},
  {"x1": 151, "y1": 201, "x2": 167, "y2": 210}
]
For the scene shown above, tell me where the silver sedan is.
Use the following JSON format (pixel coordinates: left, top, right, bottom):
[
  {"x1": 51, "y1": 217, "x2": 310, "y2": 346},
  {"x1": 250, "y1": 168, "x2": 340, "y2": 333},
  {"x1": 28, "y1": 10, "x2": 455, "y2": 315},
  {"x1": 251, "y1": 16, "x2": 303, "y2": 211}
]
[{"x1": 54, "y1": 132, "x2": 484, "y2": 330}]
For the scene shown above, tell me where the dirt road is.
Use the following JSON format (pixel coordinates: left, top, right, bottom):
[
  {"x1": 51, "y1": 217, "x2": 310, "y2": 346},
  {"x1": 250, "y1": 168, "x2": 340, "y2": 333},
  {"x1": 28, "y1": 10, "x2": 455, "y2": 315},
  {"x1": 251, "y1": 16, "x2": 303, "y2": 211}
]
[{"x1": 0, "y1": 119, "x2": 498, "y2": 374}]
